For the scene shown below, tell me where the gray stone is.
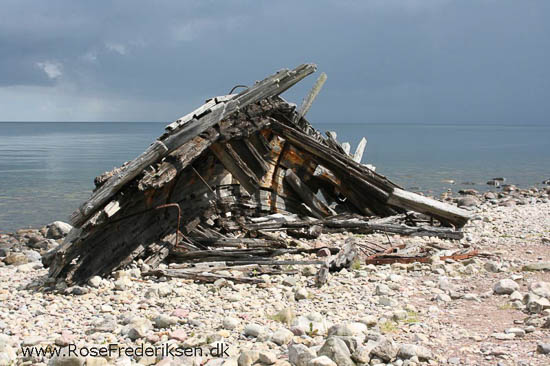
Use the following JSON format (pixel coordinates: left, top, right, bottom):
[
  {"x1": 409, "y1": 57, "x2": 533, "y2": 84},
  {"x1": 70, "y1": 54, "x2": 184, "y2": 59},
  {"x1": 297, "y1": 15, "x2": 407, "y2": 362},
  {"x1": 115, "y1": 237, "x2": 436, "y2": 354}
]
[
  {"x1": 243, "y1": 323, "x2": 264, "y2": 338},
  {"x1": 484, "y1": 261, "x2": 501, "y2": 273},
  {"x1": 258, "y1": 351, "x2": 277, "y2": 365},
  {"x1": 123, "y1": 318, "x2": 152, "y2": 340},
  {"x1": 328, "y1": 322, "x2": 367, "y2": 337},
  {"x1": 295, "y1": 288, "x2": 309, "y2": 301},
  {"x1": 537, "y1": 343, "x2": 550, "y2": 354},
  {"x1": 114, "y1": 277, "x2": 132, "y2": 291},
  {"x1": 24, "y1": 250, "x2": 41, "y2": 262},
  {"x1": 457, "y1": 196, "x2": 480, "y2": 207},
  {"x1": 492, "y1": 332, "x2": 515, "y2": 340},
  {"x1": 397, "y1": 344, "x2": 432, "y2": 360},
  {"x1": 318, "y1": 337, "x2": 353, "y2": 366},
  {"x1": 292, "y1": 313, "x2": 328, "y2": 335},
  {"x1": 282, "y1": 277, "x2": 297, "y2": 287},
  {"x1": 68, "y1": 286, "x2": 89, "y2": 295},
  {"x1": 527, "y1": 297, "x2": 550, "y2": 314},
  {"x1": 370, "y1": 336, "x2": 398, "y2": 362},
  {"x1": 493, "y1": 279, "x2": 519, "y2": 295},
  {"x1": 47, "y1": 346, "x2": 84, "y2": 366},
  {"x1": 238, "y1": 350, "x2": 259, "y2": 366},
  {"x1": 154, "y1": 314, "x2": 178, "y2": 328},
  {"x1": 222, "y1": 317, "x2": 239, "y2": 330},
  {"x1": 359, "y1": 315, "x2": 378, "y2": 327},
  {"x1": 88, "y1": 276, "x2": 102, "y2": 288},
  {"x1": 375, "y1": 283, "x2": 391, "y2": 296},
  {"x1": 3, "y1": 252, "x2": 28, "y2": 265},
  {"x1": 307, "y1": 356, "x2": 336, "y2": 366},
  {"x1": 272, "y1": 328, "x2": 294, "y2": 345},
  {"x1": 46, "y1": 221, "x2": 73, "y2": 239},
  {"x1": 509, "y1": 291, "x2": 523, "y2": 301},
  {"x1": 351, "y1": 343, "x2": 374, "y2": 364},
  {"x1": 22, "y1": 336, "x2": 45, "y2": 346},
  {"x1": 505, "y1": 328, "x2": 525, "y2": 337},
  {"x1": 0, "y1": 337, "x2": 16, "y2": 366},
  {"x1": 529, "y1": 281, "x2": 550, "y2": 298},
  {"x1": 435, "y1": 293, "x2": 452, "y2": 302},
  {"x1": 157, "y1": 285, "x2": 172, "y2": 297},
  {"x1": 288, "y1": 344, "x2": 316, "y2": 366}
]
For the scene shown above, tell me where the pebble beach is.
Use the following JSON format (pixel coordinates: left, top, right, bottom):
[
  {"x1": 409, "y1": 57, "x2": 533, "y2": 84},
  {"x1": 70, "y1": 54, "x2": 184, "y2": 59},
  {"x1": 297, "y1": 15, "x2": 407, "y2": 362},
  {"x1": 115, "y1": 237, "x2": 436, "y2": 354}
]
[{"x1": 1, "y1": 184, "x2": 550, "y2": 366}]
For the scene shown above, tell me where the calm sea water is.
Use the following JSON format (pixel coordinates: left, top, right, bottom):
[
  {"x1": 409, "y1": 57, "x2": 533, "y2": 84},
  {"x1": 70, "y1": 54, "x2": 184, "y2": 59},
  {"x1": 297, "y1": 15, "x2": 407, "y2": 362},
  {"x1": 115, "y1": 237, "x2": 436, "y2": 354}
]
[{"x1": 1, "y1": 122, "x2": 549, "y2": 231}]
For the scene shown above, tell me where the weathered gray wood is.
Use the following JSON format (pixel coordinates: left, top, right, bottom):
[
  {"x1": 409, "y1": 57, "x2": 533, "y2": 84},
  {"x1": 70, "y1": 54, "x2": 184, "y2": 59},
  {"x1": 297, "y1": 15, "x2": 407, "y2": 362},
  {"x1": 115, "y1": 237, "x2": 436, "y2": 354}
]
[
  {"x1": 245, "y1": 215, "x2": 463, "y2": 239},
  {"x1": 70, "y1": 64, "x2": 317, "y2": 227},
  {"x1": 210, "y1": 142, "x2": 260, "y2": 195},
  {"x1": 329, "y1": 241, "x2": 358, "y2": 272},
  {"x1": 325, "y1": 131, "x2": 347, "y2": 155},
  {"x1": 387, "y1": 188, "x2": 471, "y2": 228},
  {"x1": 165, "y1": 94, "x2": 234, "y2": 132},
  {"x1": 295, "y1": 72, "x2": 327, "y2": 123},
  {"x1": 195, "y1": 237, "x2": 287, "y2": 249},
  {"x1": 353, "y1": 137, "x2": 367, "y2": 163},
  {"x1": 143, "y1": 269, "x2": 265, "y2": 284},
  {"x1": 284, "y1": 170, "x2": 335, "y2": 218},
  {"x1": 341, "y1": 142, "x2": 351, "y2": 155}
]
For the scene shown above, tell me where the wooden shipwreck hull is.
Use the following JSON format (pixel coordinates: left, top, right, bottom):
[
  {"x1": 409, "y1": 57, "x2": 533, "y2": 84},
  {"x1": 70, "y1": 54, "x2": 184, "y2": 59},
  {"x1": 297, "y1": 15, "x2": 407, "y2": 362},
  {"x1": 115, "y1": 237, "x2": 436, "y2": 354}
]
[{"x1": 44, "y1": 64, "x2": 471, "y2": 285}]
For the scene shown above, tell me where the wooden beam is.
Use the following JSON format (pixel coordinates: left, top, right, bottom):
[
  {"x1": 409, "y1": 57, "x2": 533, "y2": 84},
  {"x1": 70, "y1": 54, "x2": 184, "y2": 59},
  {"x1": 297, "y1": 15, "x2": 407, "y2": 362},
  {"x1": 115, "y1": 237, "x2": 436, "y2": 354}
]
[
  {"x1": 284, "y1": 170, "x2": 335, "y2": 218},
  {"x1": 387, "y1": 188, "x2": 471, "y2": 228},
  {"x1": 294, "y1": 72, "x2": 327, "y2": 123},
  {"x1": 341, "y1": 142, "x2": 351, "y2": 155},
  {"x1": 353, "y1": 137, "x2": 367, "y2": 163},
  {"x1": 210, "y1": 143, "x2": 260, "y2": 195}
]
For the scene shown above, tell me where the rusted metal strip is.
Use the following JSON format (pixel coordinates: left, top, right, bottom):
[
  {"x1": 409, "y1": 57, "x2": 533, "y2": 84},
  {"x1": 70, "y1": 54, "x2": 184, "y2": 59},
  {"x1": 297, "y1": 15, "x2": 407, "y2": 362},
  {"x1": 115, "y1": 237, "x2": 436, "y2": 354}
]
[{"x1": 155, "y1": 203, "x2": 182, "y2": 248}]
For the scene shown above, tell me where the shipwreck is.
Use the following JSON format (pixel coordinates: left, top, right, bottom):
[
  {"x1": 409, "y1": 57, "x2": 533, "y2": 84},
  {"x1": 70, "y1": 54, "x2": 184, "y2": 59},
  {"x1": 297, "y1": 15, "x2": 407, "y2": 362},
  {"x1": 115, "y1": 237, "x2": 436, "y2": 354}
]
[{"x1": 43, "y1": 63, "x2": 472, "y2": 285}]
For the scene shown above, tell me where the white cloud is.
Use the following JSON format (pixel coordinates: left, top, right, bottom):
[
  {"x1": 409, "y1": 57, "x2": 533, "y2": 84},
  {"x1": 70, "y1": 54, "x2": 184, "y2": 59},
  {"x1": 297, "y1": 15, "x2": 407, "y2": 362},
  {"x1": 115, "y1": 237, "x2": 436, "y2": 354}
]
[
  {"x1": 105, "y1": 42, "x2": 127, "y2": 55},
  {"x1": 36, "y1": 61, "x2": 63, "y2": 79}
]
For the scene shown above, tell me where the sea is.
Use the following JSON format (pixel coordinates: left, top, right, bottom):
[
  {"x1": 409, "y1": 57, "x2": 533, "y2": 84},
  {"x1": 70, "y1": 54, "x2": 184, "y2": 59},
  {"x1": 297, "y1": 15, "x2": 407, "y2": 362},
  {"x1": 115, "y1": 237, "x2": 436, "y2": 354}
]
[{"x1": 0, "y1": 122, "x2": 549, "y2": 232}]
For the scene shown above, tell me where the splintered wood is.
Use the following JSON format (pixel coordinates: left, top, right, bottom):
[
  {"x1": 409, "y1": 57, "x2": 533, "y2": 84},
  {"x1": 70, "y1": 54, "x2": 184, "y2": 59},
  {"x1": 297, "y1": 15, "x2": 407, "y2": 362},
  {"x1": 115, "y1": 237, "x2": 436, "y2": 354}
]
[{"x1": 44, "y1": 63, "x2": 472, "y2": 285}]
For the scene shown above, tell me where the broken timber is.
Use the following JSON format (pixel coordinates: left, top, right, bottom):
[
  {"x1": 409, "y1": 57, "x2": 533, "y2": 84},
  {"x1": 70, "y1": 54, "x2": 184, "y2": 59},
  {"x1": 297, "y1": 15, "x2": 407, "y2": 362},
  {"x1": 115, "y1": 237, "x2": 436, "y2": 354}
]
[{"x1": 44, "y1": 63, "x2": 472, "y2": 285}]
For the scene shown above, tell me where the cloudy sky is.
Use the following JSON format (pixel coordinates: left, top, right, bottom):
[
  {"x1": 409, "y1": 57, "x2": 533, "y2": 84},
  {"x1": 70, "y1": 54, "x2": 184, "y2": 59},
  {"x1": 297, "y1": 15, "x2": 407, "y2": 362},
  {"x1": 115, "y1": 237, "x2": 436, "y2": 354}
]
[{"x1": 1, "y1": 0, "x2": 548, "y2": 124}]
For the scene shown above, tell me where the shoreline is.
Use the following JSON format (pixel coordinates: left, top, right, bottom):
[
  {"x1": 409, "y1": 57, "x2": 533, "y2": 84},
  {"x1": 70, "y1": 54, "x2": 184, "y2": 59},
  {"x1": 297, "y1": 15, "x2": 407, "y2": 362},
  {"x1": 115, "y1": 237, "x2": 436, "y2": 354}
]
[{"x1": 0, "y1": 186, "x2": 549, "y2": 365}]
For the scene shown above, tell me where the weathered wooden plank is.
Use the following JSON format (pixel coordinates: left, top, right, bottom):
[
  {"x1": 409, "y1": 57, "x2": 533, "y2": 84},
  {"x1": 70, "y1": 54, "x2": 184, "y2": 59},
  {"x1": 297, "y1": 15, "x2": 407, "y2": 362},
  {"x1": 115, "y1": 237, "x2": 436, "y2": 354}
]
[
  {"x1": 353, "y1": 137, "x2": 367, "y2": 163},
  {"x1": 294, "y1": 72, "x2": 327, "y2": 123},
  {"x1": 325, "y1": 131, "x2": 347, "y2": 155},
  {"x1": 143, "y1": 269, "x2": 264, "y2": 284},
  {"x1": 341, "y1": 142, "x2": 351, "y2": 155},
  {"x1": 387, "y1": 188, "x2": 471, "y2": 228},
  {"x1": 210, "y1": 142, "x2": 259, "y2": 195},
  {"x1": 284, "y1": 170, "x2": 335, "y2": 219},
  {"x1": 230, "y1": 139, "x2": 269, "y2": 178},
  {"x1": 329, "y1": 241, "x2": 358, "y2": 272}
]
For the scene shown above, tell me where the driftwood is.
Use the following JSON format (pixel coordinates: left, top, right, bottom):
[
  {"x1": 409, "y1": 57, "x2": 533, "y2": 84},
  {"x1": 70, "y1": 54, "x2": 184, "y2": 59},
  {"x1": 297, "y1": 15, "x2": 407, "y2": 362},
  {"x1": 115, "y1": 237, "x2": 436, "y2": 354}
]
[
  {"x1": 143, "y1": 269, "x2": 265, "y2": 284},
  {"x1": 246, "y1": 215, "x2": 464, "y2": 240},
  {"x1": 43, "y1": 63, "x2": 472, "y2": 285}
]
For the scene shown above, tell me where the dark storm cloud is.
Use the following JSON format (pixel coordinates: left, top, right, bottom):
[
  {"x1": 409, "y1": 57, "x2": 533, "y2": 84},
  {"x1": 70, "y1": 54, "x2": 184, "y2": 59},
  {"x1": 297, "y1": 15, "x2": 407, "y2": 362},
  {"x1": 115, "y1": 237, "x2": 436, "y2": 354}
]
[{"x1": 0, "y1": 0, "x2": 549, "y2": 123}]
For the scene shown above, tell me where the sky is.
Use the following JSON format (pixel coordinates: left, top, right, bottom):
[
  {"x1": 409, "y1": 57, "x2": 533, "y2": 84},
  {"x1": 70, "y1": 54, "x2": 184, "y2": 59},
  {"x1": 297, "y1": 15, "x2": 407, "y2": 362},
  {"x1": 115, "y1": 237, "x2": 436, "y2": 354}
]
[{"x1": 0, "y1": 0, "x2": 549, "y2": 124}]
